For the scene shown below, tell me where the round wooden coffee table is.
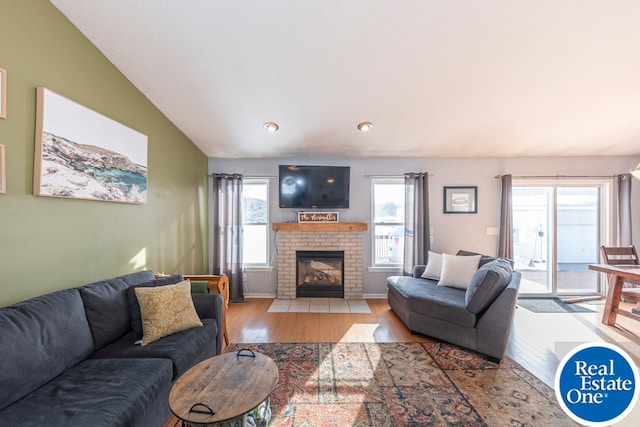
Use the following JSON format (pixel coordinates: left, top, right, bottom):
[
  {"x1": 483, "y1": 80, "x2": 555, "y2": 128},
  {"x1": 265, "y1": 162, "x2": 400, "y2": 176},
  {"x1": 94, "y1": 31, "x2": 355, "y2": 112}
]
[{"x1": 169, "y1": 349, "x2": 278, "y2": 426}]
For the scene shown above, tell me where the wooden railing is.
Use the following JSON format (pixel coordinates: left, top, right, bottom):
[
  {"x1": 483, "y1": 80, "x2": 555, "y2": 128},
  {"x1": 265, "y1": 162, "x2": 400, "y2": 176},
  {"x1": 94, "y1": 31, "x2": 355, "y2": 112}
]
[{"x1": 375, "y1": 235, "x2": 390, "y2": 259}]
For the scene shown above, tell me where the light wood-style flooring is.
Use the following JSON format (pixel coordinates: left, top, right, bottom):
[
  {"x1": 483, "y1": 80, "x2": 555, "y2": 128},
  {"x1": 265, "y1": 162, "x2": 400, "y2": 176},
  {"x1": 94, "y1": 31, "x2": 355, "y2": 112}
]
[
  {"x1": 225, "y1": 297, "x2": 640, "y2": 426},
  {"x1": 227, "y1": 298, "x2": 640, "y2": 384}
]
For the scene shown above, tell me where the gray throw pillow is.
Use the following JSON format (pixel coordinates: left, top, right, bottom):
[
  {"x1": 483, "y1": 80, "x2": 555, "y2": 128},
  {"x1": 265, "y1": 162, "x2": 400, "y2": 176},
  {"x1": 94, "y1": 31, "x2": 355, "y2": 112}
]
[
  {"x1": 80, "y1": 278, "x2": 130, "y2": 350},
  {"x1": 456, "y1": 249, "x2": 497, "y2": 267},
  {"x1": 465, "y1": 258, "x2": 513, "y2": 314}
]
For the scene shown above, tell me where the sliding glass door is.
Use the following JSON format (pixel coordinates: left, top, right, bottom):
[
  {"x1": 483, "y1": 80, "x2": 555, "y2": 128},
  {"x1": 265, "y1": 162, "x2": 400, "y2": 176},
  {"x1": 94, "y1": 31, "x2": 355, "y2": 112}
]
[
  {"x1": 513, "y1": 187, "x2": 552, "y2": 293},
  {"x1": 513, "y1": 181, "x2": 609, "y2": 296}
]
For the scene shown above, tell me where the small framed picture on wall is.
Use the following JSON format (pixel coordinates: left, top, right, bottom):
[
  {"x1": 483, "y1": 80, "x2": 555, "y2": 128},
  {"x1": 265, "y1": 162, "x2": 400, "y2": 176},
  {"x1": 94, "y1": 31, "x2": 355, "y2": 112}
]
[{"x1": 443, "y1": 186, "x2": 477, "y2": 214}]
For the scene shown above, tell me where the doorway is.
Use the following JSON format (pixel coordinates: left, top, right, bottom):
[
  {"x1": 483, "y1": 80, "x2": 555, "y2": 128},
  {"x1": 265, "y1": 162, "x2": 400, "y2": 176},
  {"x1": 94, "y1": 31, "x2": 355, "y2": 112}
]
[{"x1": 512, "y1": 181, "x2": 610, "y2": 296}]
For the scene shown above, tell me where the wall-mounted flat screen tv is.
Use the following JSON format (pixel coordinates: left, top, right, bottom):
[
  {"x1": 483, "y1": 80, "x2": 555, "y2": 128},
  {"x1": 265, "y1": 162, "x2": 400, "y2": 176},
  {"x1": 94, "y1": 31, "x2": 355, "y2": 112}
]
[{"x1": 279, "y1": 165, "x2": 350, "y2": 209}]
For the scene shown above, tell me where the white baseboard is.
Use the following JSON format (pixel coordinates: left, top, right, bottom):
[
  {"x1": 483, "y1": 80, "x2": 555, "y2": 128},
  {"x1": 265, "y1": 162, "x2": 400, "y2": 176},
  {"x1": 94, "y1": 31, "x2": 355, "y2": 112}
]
[
  {"x1": 244, "y1": 293, "x2": 388, "y2": 299},
  {"x1": 244, "y1": 293, "x2": 277, "y2": 299}
]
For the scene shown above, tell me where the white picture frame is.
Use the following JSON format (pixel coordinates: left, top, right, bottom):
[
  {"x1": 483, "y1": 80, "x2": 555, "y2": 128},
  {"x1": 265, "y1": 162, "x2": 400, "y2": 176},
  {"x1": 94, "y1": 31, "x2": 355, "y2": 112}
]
[
  {"x1": 33, "y1": 87, "x2": 148, "y2": 204},
  {"x1": 0, "y1": 68, "x2": 6, "y2": 119},
  {"x1": 0, "y1": 144, "x2": 6, "y2": 193}
]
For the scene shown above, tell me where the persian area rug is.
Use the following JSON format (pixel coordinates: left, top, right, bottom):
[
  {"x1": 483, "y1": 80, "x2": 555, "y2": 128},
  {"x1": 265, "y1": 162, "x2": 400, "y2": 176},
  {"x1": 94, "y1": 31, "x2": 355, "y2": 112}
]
[
  {"x1": 225, "y1": 342, "x2": 575, "y2": 427},
  {"x1": 517, "y1": 297, "x2": 595, "y2": 313}
]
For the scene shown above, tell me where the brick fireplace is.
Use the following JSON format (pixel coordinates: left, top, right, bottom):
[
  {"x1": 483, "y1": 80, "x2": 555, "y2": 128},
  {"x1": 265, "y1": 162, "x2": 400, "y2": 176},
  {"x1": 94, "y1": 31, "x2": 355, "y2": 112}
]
[{"x1": 272, "y1": 222, "x2": 367, "y2": 300}]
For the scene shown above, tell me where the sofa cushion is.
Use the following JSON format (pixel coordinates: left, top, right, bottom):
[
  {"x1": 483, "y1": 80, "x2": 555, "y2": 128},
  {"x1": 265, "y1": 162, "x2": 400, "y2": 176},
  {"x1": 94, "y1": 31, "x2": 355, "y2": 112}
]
[
  {"x1": 117, "y1": 269, "x2": 156, "y2": 286},
  {"x1": 387, "y1": 276, "x2": 476, "y2": 327},
  {"x1": 421, "y1": 251, "x2": 443, "y2": 280},
  {"x1": 92, "y1": 318, "x2": 218, "y2": 380},
  {"x1": 0, "y1": 289, "x2": 94, "y2": 410},
  {"x1": 437, "y1": 253, "x2": 481, "y2": 289},
  {"x1": 135, "y1": 280, "x2": 203, "y2": 346},
  {"x1": 0, "y1": 358, "x2": 173, "y2": 427},
  {"x1": 126, "y1": 274, "x2": 184, "y2": 340},
  {"x1": 80, "y1": 278, "x2": 130, "y2": 350},
  {"x1": 413, "y1": 264, "x2": 427, "y2": 278},
  {"x1": 465, "y1": 258, "x2": 513, "y2": 314}
]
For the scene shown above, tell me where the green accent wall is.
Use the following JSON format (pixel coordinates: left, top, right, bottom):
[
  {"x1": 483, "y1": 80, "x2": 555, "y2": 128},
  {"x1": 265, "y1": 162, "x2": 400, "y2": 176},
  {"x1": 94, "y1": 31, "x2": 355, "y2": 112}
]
[{"x1": 0, "y1": 0, "x2": 208, "y2": 306}]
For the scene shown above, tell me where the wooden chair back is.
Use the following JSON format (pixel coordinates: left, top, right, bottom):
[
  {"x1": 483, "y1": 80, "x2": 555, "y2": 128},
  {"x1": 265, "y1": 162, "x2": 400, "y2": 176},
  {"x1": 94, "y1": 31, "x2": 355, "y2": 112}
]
[
  {"x1": 601, "y1": 246, "x2": 640, "y2": 293},
  {"x1": 600, "y1": 246, "x2": 639, "y2": 266}
]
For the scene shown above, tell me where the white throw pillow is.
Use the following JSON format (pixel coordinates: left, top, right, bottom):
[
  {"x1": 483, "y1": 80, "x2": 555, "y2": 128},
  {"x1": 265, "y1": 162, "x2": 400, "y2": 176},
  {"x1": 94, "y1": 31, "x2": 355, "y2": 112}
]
[
  {"x1": 421, "y1": 251, "x2": 443, "y2": 280},
  {"x1": 437, "y1": 253, "x2": 481, "y2": 289}
]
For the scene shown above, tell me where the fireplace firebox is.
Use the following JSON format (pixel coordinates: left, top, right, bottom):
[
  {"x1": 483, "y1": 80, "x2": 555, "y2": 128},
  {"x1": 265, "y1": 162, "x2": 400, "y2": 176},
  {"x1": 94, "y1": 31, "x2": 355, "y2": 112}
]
[{"x1": 296, "y1": 250, "x2": 344, "y2": 298}]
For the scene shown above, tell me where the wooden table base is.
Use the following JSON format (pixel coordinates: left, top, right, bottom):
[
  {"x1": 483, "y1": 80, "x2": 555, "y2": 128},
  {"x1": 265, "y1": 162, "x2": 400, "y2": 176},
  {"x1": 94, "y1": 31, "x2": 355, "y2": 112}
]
[{"x1": 589, "y1": 264, "x2": 640, "y2": 325}]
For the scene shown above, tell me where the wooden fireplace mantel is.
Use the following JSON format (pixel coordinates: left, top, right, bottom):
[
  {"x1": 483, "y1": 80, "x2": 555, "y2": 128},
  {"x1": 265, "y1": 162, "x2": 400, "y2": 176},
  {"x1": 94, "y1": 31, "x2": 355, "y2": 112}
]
[{"x1": 272, "y1": 222, "x2": 368, "y2": 232}]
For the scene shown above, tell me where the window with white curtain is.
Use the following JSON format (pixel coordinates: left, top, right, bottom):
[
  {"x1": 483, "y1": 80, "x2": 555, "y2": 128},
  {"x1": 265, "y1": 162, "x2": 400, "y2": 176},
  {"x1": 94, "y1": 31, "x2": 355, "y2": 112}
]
[
  {"x1": 242, "y1": 178, "x2": 269, "y2": 266},
  {"x1": 371, "y1": 177, "x2": 405, "y2": 267}
]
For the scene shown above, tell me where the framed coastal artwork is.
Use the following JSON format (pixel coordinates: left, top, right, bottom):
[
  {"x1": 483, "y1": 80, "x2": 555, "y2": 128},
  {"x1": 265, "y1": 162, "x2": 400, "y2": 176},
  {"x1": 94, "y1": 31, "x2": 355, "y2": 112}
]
[
  {"x1": 34, "y1": 87, "x2": 148, "y2": 204},
  {"x1": 443, "y1": 186, "x2": 477, "y2": 214},
  {"x1": 0, "y1": 67, "x2": 6, "y2": 119}
]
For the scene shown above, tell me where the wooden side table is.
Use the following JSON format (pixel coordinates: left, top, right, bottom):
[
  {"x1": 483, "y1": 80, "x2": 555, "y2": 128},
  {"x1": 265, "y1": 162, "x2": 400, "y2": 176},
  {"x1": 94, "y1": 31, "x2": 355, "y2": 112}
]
[
  {"x1": 169, "y1": 350, "x2": 278, "y2": 426},
  {"x1": 183, "y1": 274, "x2": 230, "y2": 348},
  {"x1": 181, "y1": 274, "x2": 230, "y2": 309}
]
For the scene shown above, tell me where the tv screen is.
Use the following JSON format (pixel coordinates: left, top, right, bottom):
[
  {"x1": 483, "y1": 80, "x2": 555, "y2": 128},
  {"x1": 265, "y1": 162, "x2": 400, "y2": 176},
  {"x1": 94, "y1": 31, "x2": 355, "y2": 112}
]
[{"x1": 279, "y1": 165, "x2": 350, "y2": 209}]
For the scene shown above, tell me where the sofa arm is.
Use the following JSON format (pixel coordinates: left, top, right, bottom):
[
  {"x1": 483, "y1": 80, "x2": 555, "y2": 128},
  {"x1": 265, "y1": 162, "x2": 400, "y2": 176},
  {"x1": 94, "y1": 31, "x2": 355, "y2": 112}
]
[
  {"x1": 412, "y1": 265, "x2": 427, "y2": 278},
  {"x1": 475, "y1": 271, "x2": 521, "y2": 361},
  {"x1": 191, "y1": 293, "x2": 224, "y2": 354}
]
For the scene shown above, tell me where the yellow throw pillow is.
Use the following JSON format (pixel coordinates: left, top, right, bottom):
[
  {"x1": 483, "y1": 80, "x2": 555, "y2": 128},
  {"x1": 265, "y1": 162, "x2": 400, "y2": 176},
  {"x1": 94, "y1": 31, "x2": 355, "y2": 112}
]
[{"x1": 134, "y1": 280, "x2": 203, "y2": 346}]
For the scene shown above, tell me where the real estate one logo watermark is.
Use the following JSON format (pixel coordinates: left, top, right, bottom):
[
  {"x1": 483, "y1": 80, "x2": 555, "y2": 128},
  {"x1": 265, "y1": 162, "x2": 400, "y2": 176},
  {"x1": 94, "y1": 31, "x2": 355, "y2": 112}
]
[{"x1": 555, "y1": 342, "x2": 639, "y2": 426}]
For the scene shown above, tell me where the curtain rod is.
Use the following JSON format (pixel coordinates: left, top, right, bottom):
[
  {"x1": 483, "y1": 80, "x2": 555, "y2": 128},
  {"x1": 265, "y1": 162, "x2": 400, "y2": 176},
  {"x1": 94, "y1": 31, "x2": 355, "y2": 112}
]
[
  {"x1": 365, "y1": 173, "x2": 433, "y2": 178},
  {"x1": 494, "y1": 174, "x2": 627, "y2": 179},
  {"x1": 207, "y1": 174, "x2": 277, "y2": 179}
]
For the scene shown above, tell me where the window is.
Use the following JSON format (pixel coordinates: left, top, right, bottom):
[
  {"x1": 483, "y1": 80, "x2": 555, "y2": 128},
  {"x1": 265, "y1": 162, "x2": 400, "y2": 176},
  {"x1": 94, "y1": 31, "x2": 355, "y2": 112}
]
[
  {"x1": 242, "y1": 178, "x2": 269, "y2": 266},
  {"x1": 512, "y1": 180, "x2": 610, "y2": 296},
  {"x1": 372, "y1": 178, "x2": 405, "y2": 266}
]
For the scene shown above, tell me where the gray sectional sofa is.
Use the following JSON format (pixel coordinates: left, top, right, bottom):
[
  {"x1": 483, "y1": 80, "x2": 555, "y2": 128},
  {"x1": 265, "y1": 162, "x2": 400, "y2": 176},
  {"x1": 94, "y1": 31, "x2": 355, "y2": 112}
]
[
  {"x1": 0, "y1": 270, "x2": 224, "y2": 426},
  {"x1": 387, "y1": 251, "x2": 521, "y2": 362}
]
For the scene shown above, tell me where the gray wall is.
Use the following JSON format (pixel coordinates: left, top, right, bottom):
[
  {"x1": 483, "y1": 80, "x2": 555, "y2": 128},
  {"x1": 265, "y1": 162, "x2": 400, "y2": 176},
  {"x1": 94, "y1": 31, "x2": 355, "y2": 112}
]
[{"x1": 210, "y1": 155, "x2": 640, "y2": 297}]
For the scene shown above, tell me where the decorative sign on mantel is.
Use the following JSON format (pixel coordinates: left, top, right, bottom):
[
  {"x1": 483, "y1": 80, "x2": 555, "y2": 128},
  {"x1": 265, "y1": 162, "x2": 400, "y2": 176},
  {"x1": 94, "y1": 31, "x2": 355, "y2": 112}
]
[{"x1": 298, "y1": 212, "x2": 339, "y2": 223}]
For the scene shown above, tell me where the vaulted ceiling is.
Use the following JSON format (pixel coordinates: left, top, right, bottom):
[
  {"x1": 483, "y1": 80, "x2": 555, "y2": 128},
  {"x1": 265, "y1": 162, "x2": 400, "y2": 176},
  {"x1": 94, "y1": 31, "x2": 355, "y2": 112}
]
[{"x1": 51, "y1": 0, "x2": 640, "y2": 159}]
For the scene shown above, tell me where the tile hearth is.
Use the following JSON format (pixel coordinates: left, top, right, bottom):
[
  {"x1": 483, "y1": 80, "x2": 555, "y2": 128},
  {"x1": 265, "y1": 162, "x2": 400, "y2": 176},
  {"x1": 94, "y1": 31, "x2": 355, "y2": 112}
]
[{"x1": 267, "y1": 298, "x2": 371, "y2": 313}]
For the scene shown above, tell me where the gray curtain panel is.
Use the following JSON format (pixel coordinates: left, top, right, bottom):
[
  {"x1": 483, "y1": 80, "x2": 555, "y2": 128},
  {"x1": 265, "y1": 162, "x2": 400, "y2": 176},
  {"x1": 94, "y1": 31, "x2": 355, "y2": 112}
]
[
  {"x1": 498, "y1": 174, "x2": 514, "y2": 259},
  {"x1": 210, "y1": 173, "x2": 244, "y2": 301},
  {"x1": 403, "y1": 172, "x2": 430, "y2": 275},
  {"x1": 617, "y1": 173, "x2": 632, "y2": 246}
]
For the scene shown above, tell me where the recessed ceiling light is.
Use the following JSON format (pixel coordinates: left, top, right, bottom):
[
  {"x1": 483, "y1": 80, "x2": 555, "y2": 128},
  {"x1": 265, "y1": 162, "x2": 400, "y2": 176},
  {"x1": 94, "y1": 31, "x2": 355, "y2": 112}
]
[
  {"x1": 264, "y1": 122, "x2": 279, "y2": 132},
  {"x1": 357, "y1": 121, "x2": 373, "y2": 132}
]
